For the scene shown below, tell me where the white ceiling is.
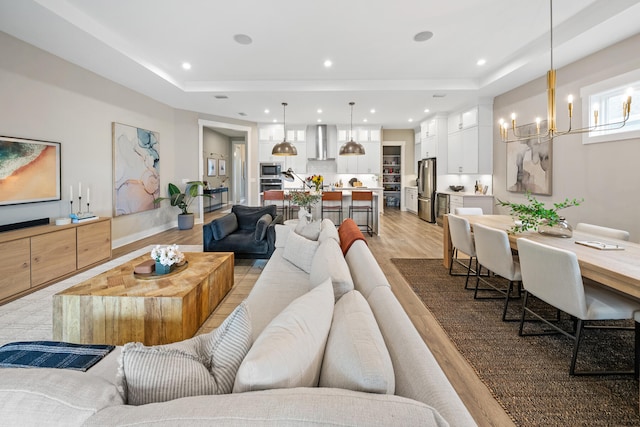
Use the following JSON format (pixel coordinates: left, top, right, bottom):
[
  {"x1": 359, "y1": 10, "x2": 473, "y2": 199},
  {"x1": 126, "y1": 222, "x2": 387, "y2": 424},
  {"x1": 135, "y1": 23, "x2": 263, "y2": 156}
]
[{"x1": 1, "y1": 0, "x2": 639, "y2": 128}]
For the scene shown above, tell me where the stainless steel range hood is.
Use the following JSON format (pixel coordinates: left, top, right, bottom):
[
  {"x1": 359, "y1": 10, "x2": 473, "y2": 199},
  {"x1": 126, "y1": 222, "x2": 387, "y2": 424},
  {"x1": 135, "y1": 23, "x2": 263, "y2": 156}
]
[{"x1": 308, "y1": 124, "x2": 335, "y2": 161}]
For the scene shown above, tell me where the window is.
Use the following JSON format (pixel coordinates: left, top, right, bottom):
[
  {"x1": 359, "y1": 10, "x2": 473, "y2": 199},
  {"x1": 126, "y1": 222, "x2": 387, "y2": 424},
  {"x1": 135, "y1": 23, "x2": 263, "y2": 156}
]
[{"x1": 580, "y1": 69, "x2": 640, "y2": 144}]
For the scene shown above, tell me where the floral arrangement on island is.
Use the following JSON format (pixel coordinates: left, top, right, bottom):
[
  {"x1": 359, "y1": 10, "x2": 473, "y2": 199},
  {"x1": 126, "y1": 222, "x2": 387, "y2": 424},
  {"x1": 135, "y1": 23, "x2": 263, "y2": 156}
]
[
  {"x1": 151, "y1": 244, "x2": 185, "y2": 267},
  {"x1": 306, "y1": 174, "x2": 323, "y2": 192}
]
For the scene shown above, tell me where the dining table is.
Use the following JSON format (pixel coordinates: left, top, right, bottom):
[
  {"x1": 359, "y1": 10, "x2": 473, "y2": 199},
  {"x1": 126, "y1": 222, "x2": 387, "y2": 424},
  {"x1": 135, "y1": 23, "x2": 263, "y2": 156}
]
[{"x1": 442, "y1": 214, "x2": 640, "y2": 302}]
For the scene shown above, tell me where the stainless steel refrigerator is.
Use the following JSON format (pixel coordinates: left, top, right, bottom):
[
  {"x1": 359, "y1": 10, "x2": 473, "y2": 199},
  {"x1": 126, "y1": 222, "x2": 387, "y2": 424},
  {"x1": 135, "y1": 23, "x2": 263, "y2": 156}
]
[{"x1": 417, "y1": 157, "x2": 436, "y2": 222}]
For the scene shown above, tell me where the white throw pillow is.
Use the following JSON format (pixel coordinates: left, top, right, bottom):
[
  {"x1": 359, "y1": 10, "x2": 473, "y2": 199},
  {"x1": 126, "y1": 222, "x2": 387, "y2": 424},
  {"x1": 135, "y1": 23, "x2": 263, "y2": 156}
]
[
  {"x1": 282, "y1": 228, "x2": 320, "y2": 273},
  {"x1": 274, "y1": 224, "x2": 291, "y2": 248},
  {"x1": 319, "y1": 290, "x2": 395, "y2": 394},
  {"x1": 118, "y1": 301, "x2": 251, "y2": 405},
  {"x1": 233, "y1": 278, "x2": 334, "y2": 393},
  {"x1": 295, "y1": 219, "x2": 322, "y2": 240},
  {"x1": 310, "y1": 238, "x2": 354, "y2": 301},
  {"x1": 318, "y1": 218, "x2": 340, "y2": 244}
]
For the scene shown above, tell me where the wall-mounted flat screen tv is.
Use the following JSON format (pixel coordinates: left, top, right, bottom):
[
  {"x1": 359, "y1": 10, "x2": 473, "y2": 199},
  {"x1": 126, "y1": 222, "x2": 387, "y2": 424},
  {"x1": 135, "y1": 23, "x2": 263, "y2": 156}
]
[{"x1": 0, "y1": 135, "x2": 61, "y2": 206}]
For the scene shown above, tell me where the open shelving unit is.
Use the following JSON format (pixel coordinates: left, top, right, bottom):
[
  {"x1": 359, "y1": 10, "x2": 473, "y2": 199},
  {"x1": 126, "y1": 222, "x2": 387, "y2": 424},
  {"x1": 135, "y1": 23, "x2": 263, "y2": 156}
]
[{"x1": 382, "y1": 146, "x2": 401, "y2": 208}]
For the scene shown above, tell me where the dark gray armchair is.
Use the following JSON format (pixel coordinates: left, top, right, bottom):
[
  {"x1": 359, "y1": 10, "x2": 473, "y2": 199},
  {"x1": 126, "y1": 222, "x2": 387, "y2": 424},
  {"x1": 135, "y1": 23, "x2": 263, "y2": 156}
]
[{"x1": 203, "y1": 205, "x2": 284, "y2": 259}]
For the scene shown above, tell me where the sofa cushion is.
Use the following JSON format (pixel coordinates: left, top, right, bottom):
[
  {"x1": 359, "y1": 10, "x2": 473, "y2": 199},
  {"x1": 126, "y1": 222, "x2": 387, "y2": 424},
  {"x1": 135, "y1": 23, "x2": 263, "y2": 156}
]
[
  {"x1": 118, "y1": 301, "x2": 251, "y2": 405},
  {"x1": 233, "y1": 278, "x2": 334, "y2": 392},
  {"x1": 320, "y1": 290, "x2": 395, "y2": 394},
  {"x1": 232, "y1": 205, "x2": 276, "y2": 230},
  {"x1": 211, "y1": 213, "x2": 238, "y2": 240},
  {"x1": 318, "y1": 218, "x2": 340, "y2": 244},
  {"x1": 254, "y1": 213, "x2": 273, "y2": 242},
  {"x1": 282, "y1": 228, "x2": 320, "y2": 273},
  {"x1": 338, "y1": 217, "x2": 368, "y2": 254},
  {"x1": 309, "y1": 238, "x2": 354, "y2": 301},
  {"x1": 84, "y1": 387, "x2": 449, "y2": 427},
  {"x1": 0, "y1": 368, "x2": 123, "y2": 426}
]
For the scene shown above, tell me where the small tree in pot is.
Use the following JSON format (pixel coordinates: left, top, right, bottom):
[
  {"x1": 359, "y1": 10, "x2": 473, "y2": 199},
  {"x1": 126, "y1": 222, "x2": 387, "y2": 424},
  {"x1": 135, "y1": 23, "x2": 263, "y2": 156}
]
[{"x1": 154, "y1": 181, "x2": 211, "y2": 230}]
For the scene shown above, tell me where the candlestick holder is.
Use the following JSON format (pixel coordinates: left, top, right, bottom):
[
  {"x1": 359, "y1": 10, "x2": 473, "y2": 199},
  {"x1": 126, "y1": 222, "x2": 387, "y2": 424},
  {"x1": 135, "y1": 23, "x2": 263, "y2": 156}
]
[
  {"x1": 77, "y1": 196, "x2": 83, "y2": 215},
  {"x1": 69, "y1": 200, "x2": 73, "y2": 217},
  {"x1": 86, "y1": 202, "x2": 90, "y2": 214}
]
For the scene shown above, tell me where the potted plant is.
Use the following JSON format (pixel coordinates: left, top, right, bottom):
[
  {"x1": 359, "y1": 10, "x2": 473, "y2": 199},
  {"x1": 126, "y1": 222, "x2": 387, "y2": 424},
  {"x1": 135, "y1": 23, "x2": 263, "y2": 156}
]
[
  {"x1": 155, "y1": 181, "x2": 211, "y2": 230},
  {"x1": 497, "y1": 192, "x2": 583, "y2": 236}
]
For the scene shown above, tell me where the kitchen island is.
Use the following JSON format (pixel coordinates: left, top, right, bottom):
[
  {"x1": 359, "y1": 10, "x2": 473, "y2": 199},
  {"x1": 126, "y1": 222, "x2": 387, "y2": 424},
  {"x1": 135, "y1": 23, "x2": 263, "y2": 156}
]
[{"x1": 261, "y1": 187, "x2": 383, "y2": 235}]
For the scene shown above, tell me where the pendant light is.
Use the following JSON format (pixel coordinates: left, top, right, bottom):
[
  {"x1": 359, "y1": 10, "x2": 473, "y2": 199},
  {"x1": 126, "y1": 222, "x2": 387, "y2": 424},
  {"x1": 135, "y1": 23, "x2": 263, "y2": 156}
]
[
  {"x1": 339, "y1": 102, "x2": 366, "y2": 156},
  {"x1": 271, "y1": 102, "x2": 298, "y2": 156}
]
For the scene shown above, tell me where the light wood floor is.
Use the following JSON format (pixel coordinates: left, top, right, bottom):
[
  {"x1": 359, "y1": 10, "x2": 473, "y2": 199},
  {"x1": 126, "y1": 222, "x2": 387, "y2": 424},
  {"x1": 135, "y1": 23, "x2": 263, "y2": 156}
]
[{"x1": 113, "y1": 206, "x2": 513, "y2": 427}]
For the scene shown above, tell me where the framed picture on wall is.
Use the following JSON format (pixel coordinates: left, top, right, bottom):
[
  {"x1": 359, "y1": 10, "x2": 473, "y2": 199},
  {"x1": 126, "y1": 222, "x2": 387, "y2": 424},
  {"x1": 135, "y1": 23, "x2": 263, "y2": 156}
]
[
  {"x1": 219, "y1": 159, "x2": 226, "y2": 176},
  {"x1": 506, "y1": 120, "x2": 552, "y2": 195},
  {"x1": 112, "y1": 122, "x2": 160, "y2": 216},
  {"x1": 207, "y1": 158, "x2": 217, "y2": 176},
  {"x1": 0, "y1": 135, "x2": 61, "y2": 206}
]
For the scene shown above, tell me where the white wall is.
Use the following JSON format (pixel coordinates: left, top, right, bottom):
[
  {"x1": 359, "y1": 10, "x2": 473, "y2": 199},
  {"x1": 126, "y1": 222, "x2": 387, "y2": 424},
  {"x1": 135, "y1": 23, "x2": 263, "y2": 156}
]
[
  {"x1": 0, "y1": 32, "x2": 256, "y2": 247},
  {"x1": 493, "y1": 33, "x2": 640, "y2": 241}
]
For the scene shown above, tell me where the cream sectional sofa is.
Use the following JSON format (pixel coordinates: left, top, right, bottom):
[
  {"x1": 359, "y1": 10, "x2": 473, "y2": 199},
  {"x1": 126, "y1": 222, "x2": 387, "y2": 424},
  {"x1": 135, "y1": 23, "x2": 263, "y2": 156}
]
[{"x1": 0, "y1": 219, "x2": 476, "y2": 427}]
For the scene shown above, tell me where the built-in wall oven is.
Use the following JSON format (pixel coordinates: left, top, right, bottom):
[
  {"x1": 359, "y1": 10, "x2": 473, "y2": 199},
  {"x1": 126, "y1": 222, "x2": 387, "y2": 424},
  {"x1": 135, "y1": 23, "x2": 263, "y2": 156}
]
[
  {"x1": 259, "y1": 162, "x2": 283, "y2": 192},
  {"x1": 435, "y1": 192, "x2": 449, "y2": 226},
  {"x1": 260, "y1": 178, "x2": 283, "y2": 193}
]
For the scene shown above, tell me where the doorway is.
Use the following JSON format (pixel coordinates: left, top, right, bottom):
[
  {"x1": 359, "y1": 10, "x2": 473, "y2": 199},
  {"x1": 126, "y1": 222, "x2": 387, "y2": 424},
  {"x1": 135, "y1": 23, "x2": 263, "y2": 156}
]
[{"x1": 198, "y1": 120, "x2": 252, "y2": 221}]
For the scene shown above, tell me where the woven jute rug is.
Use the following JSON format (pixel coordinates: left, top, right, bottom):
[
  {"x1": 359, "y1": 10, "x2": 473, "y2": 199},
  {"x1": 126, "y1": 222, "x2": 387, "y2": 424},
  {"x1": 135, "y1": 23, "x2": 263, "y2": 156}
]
[{"x1": 391, "y1": 258, "x2": 640, "y2": 427}]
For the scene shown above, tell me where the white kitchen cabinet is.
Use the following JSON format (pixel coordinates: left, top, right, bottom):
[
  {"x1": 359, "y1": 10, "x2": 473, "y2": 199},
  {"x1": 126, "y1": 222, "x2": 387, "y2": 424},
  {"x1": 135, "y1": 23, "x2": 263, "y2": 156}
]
[
  {"x1": 448, "y1": 193, "x2": 494, "y2": 214},
  {"x1": 414, "y1": 130, "x2": 421, "y2": 174},
  {"x1": 337, "y1": 141, "x2": 380, "y2": 174},
  {"x1": 259, "y1": 125, "x2": 307, "y2": 163},
  {"x1": 446, "y1": 104, "x2": 492, "y2": 174},
  {"x1": 258, "y1": 141, "x2": 276, "y2": 163},
  {"x1": 419, "y1": 115, "x2": 447, "y2": 160},
  {"x1": 283, "y1": 141, "x2": 307, "y2": 173},
  {"x1": 405, "y1": 187, "x2": 418, "y2": 214}
]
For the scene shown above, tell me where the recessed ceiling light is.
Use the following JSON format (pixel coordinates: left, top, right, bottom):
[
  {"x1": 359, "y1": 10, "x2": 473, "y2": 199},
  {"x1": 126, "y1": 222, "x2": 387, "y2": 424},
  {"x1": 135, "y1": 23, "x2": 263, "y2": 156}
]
[
  {"x1": 264, "y1": 109, "x2": 269, "y2": 114},
  {"x1": 324, "y1": 59, "x2": 332, "y2": 68},
  {"x1": 363, "y1": 118, "x2": 368, "y2": 123},
  {"x1": 370, "y1": 109, "x2": 376, "y2": 114},
  {"x1": 424, "y1": 109, "x2": 430, "y2": 113},
  {"x1": 233, "y1": 34, "x2": 253, "y2": 45},
  {"x1": 317, "y1": 109, "x2": 323, "y2": 114},
  {"x1": 273, "y1": 119, "x2": 277, "y2": 123},
  {"x1": 477, "y1": 58, "x2": 487, "y2": 66},
  {"x1": 317, "y1": 118, "x2": 322, "y2": 123},
  {"x1": 182, "y1": 62, "x2": 191, "y2": 70},
  {"x1": 408, "y1": 118, "x2": 414, "y2": 122},
  {"x1": 413, "y1": 31, "x2": 433, "y2": 42}
]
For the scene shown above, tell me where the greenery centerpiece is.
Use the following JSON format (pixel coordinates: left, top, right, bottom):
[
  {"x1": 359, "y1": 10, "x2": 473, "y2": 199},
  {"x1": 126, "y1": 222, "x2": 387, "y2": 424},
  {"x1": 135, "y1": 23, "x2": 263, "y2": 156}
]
[
  {"x1": 154, "y1": 181, "x2": 211, "y2": 230},
  {"x1": 497, "y1": 192, "x2": 583, "y2": 235},
  {"x1": 289, "y1": 190, "x2": 321, "y2": 216}
]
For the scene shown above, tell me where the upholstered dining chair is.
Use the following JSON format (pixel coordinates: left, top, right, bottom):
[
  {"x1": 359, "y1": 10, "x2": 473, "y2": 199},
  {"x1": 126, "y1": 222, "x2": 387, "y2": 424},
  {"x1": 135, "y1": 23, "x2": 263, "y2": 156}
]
[
  {"x1": 516, "y1": 237, "x2": 640, "y2": 375},
  {"x1": 472, "y1": 223, "x2": 522, "y2": 321},
  {"x1": 447, "y1": 214, "x2": 479, "y2": 290},
  {"x1": 453, "y1": 207, "x2": 484, "y2": 215},
  {"x1": 575, "y1": 223, "x2": 630, "y2": 241}
]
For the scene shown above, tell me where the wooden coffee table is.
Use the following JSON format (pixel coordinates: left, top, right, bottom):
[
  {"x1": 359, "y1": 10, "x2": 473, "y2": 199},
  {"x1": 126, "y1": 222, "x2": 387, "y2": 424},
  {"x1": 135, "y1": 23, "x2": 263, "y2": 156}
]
[{"x1": 53, "y1": 252, "x2": 234, "y2": 346}]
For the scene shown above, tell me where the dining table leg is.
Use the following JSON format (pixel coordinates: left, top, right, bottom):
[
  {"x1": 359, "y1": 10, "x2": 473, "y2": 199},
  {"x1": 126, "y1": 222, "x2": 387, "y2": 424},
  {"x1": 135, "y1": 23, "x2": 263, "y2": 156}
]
[{"x1": 443, "y1": 214, "x2": 453, "y2": 269}]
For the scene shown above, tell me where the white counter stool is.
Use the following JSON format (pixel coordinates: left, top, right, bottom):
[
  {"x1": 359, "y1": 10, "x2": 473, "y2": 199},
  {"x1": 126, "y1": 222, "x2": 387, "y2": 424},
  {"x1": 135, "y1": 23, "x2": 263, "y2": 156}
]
[
  {"x1": 349, "y1": 190, "x2": 373, "y2": 236},
  {"x1": 454, "y1": 207, "x2": 484, "y2": 215},
  {"x1": 263, "y1": 190, "x2": 286, "y2": 219},
  {"x1": 321, "y1": 191, "x2": 343, "y2": 226}
]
